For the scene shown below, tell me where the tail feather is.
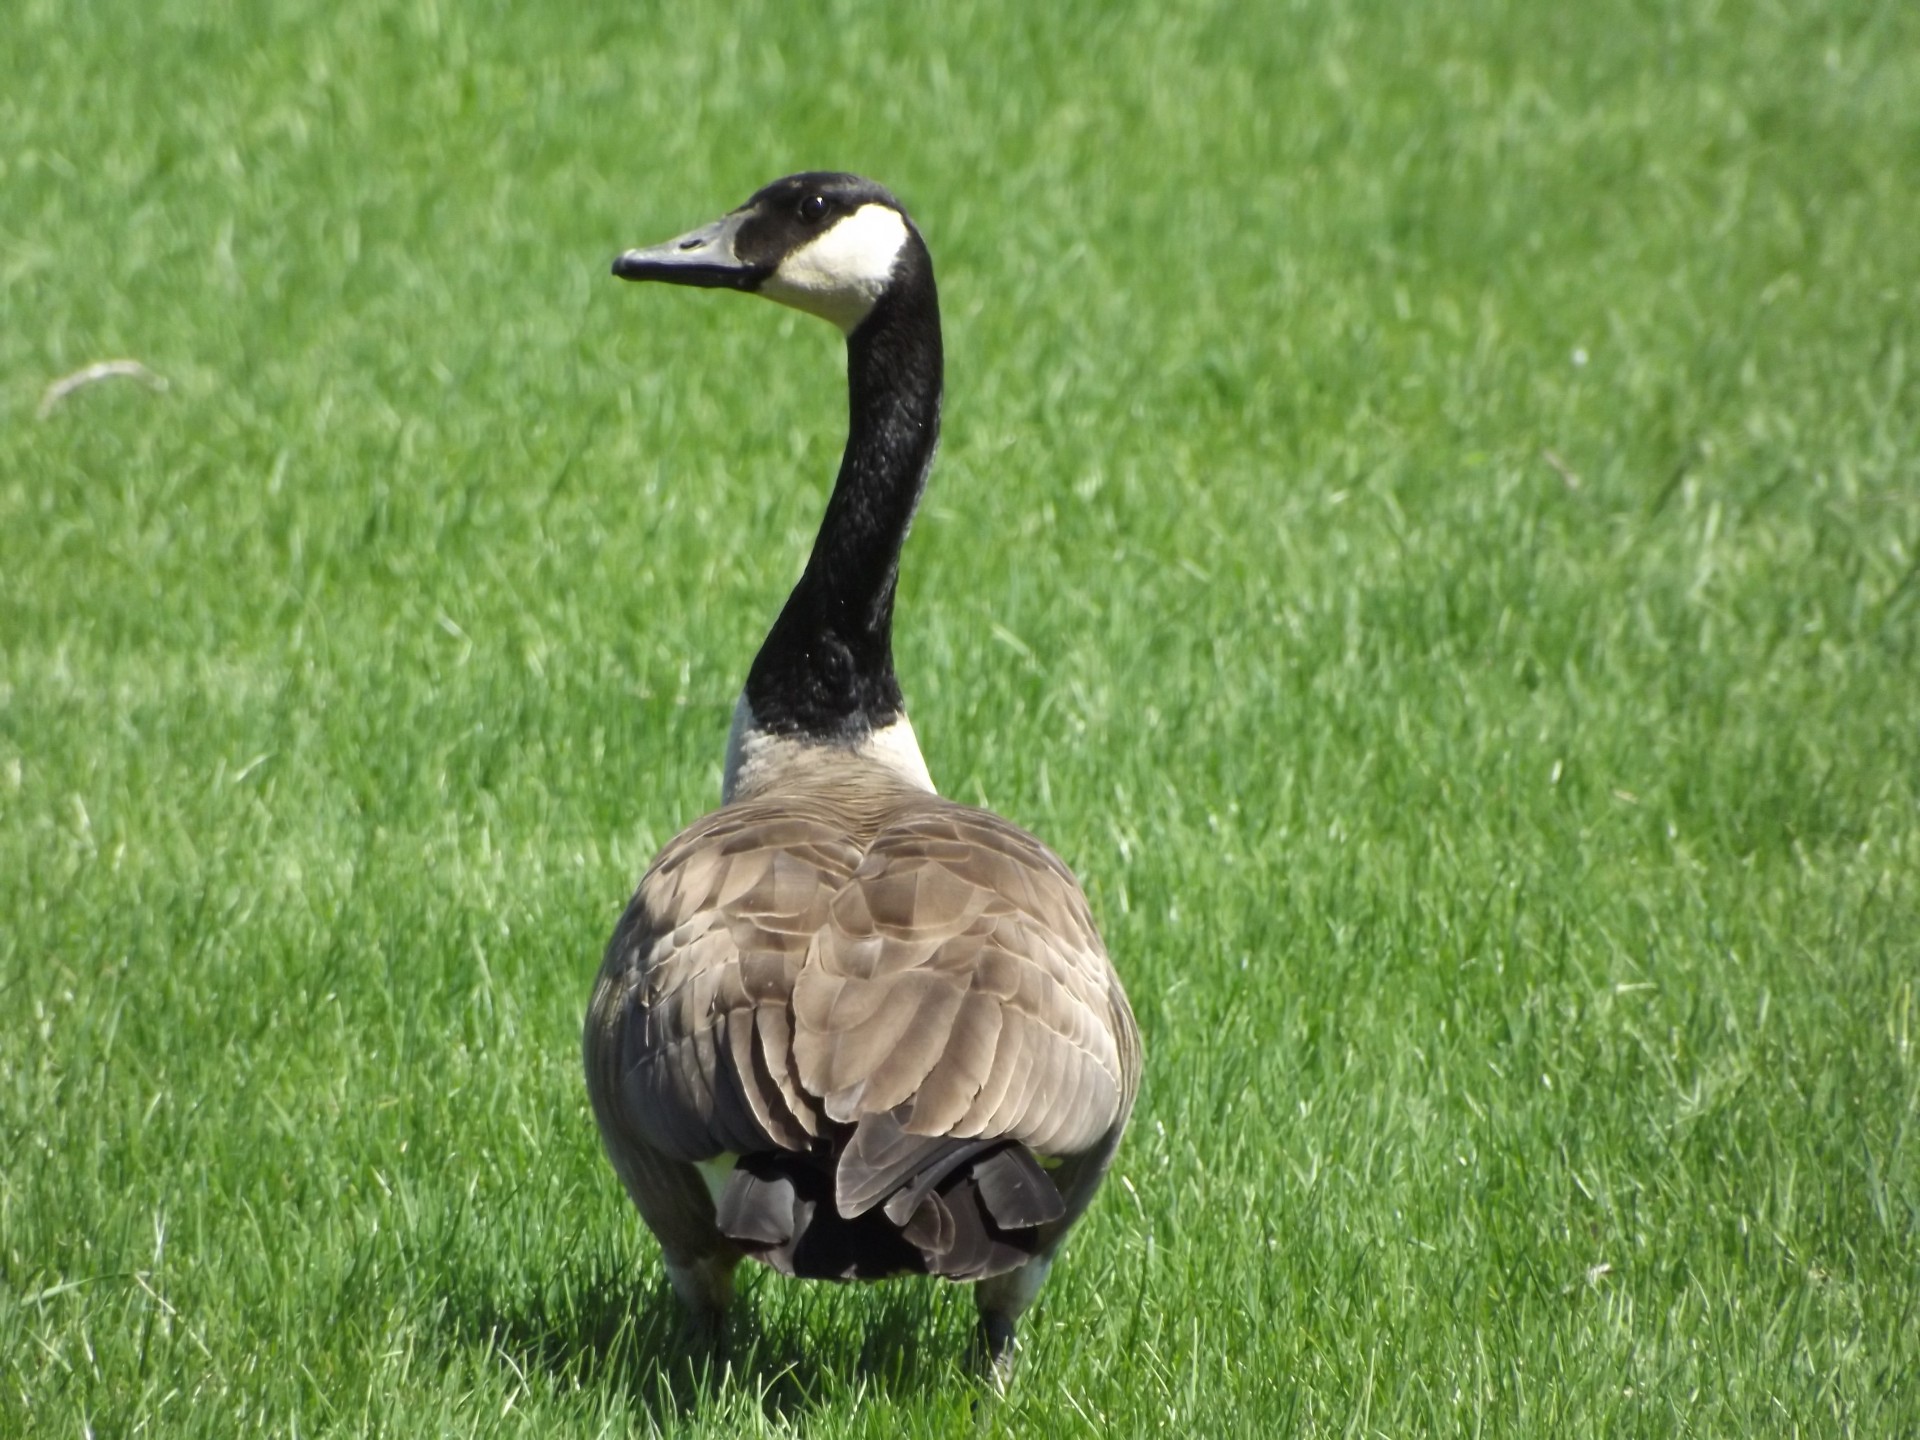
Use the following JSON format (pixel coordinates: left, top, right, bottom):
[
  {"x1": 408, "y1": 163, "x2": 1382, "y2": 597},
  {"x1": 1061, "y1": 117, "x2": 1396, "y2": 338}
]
[
  {"x1": 972, "y1": 1144, "x2": 1066, "y2": 1229},
  {"x1": 713, "y1": 1136, "x2": 1062, "y2": 1282},
  {"x1": 881, "y1": 1135, "x2": 1000, "y2": 1225},
  {"x1": 904, "y1": 1187, "x2": 995, "y2": 1277},
  {"x1": 712, "y1": 1161, "x2": 797, "y2": 1248},
  {"x1": 837, "y1": 1107, "x2": 963, "y2": 1217}
]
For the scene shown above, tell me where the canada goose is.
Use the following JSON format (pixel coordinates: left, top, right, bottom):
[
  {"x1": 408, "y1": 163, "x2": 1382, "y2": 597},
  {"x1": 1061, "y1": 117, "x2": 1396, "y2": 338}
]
[{"x1": 584, "y1": 173, "x2": 1140, "y2": 1380}]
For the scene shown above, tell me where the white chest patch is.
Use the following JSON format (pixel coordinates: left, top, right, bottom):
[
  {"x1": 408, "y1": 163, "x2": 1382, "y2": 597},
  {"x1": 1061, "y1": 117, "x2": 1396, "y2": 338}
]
[
  {"x1": 722, "y1": 694, "x2": 936, "y2": 803},
  {"x1": 760, "y1": 204, "x2": 910, "y2": 333}
]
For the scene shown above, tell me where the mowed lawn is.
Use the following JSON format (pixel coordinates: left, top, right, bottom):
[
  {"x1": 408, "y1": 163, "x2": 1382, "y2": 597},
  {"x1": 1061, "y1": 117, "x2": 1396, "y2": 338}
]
[{"x1": 4, "y1": 0, "x2": 1917, "y2": 1434}]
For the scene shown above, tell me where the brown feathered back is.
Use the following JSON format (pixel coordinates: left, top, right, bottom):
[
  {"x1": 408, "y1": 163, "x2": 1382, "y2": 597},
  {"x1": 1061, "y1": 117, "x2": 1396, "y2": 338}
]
[{"x1": 585, "y1": 755, "x2": 1139, "y2": 1283}]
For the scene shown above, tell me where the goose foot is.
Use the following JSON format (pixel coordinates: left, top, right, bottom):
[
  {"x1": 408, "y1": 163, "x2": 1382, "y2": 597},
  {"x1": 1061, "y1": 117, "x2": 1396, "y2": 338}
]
[{"x1": 971, "y1": 1310, "x2": 1019, "y2": 1393}]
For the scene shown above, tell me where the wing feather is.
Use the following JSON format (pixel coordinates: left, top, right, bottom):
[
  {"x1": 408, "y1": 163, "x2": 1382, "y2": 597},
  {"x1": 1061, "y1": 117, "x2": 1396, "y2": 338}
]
[
  {"x1": 588, "y1": 775, "x2": 1139, "y2": 1259},
  {"x1": 792, "y1": 798, "x2": 1134, "y2": 1163},
  {"x1": 905, "y1": 991, "x2": 1003, "y2": 1135},
  {"x1": 590, "y1": 801, "x2": 862, "y2": 1163}
]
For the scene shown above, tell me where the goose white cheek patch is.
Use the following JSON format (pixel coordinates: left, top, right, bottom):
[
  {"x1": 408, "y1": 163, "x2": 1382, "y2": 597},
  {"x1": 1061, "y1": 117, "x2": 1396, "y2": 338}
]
[{"x1": 761, "y1": 204, "x2": 911, "y2": 332}]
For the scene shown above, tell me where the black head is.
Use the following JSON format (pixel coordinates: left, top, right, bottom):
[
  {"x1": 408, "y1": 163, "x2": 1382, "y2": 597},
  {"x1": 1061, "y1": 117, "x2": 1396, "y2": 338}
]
[{"x1": 613, "y1": 172, "x2": 921, "y2": 333}]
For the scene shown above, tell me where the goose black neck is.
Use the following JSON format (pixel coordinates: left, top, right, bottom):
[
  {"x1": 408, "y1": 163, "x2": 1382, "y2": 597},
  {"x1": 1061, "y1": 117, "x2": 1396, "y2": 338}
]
[{"x1": 743, "y1": 244, "x2": 942, "y2": 741}]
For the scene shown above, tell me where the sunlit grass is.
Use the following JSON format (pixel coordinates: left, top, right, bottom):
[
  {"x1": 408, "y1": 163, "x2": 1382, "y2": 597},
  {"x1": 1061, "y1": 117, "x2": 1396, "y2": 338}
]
[{"x1": 4, "y1": 0, "x2": 1917, "y2": 1434}]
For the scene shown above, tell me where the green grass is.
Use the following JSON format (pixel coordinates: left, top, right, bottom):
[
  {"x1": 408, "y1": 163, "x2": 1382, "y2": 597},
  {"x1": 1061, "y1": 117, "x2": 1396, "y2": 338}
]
[{"x1": 4, "y1": 0, "x2": 1918, "y2": 1433}]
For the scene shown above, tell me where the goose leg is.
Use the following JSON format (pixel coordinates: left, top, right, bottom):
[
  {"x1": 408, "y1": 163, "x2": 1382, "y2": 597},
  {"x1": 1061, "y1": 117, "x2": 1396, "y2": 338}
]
[
  {"x1": 971, "y1": 1255, "x2": 1053, "y2": 1388},
  {"x1": 664, "y1": 1250, "x2": 738, "y2": 1355}
]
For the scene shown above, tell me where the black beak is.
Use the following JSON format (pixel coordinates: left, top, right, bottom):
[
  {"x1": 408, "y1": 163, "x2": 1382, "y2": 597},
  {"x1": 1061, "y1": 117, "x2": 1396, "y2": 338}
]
[{"x1": 612, "y1": 209, "x2": 764, "y2": 290}]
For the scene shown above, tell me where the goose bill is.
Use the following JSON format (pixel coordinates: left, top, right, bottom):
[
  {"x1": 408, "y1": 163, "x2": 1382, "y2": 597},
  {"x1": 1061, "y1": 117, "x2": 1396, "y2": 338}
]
[{"x1": 613, "y1": 209, "x2": 764, "y2": 290}]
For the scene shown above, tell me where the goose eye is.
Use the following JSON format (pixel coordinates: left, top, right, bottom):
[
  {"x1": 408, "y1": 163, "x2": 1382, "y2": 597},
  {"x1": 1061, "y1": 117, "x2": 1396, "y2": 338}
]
[{"x1": 798, "y1": 194, "x2": 828, "y2": 223}]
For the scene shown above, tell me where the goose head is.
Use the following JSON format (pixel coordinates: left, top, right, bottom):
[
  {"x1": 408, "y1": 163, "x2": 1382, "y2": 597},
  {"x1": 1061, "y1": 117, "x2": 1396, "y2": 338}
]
[{"x1": 613, "y1": 172, "x2": 924, "y2": 335}]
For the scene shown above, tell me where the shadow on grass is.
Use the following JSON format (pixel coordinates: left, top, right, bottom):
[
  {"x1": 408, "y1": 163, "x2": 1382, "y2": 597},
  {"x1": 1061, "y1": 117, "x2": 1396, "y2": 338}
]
[{"x1": 440, "y1": 1255, "x2": 970, "y2": 1425}]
